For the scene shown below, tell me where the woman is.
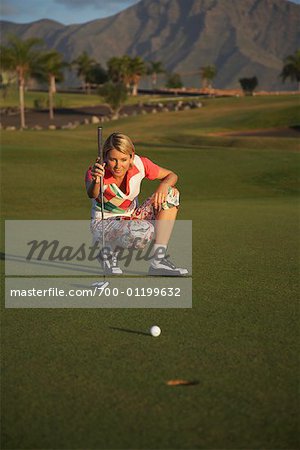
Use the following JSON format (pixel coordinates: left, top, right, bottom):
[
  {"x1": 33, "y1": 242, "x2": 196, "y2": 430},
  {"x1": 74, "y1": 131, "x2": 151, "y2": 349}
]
[{"x1": 85, "y1": 132, "x2": 187, "y2": 276}]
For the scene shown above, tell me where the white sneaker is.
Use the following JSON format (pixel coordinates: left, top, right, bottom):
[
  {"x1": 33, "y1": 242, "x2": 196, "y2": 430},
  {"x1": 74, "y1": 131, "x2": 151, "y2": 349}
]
[{"x1": 148, "y1": 257, "x2": 188, "y2": 277}]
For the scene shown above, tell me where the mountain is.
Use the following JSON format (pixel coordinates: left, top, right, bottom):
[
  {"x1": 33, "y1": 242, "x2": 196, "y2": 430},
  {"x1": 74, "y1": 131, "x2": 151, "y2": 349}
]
[{"x1": 1, "y1": 0, "x2": 300, "y2": 90}]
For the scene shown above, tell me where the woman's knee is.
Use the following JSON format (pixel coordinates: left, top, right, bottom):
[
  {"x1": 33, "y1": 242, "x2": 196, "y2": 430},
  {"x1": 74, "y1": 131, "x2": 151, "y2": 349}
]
[{"x1": 162, "y1": 186, "x2": 180, "y2": 209}]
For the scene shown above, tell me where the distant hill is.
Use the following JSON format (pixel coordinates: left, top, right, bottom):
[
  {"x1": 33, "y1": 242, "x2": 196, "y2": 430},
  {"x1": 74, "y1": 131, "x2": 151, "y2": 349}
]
[{"x1": 1, "y1": 0, "x2": 300, "y2": 90}]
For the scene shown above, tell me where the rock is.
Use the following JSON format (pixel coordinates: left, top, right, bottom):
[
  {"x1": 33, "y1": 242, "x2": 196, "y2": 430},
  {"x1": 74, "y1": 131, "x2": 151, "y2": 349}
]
[
  {"x1": 61, "y1": 122, "x2": 78, "y2": 129},
  {"x1": 5, "y1": 126, "x2": 17, "y2": 131},
  {"x1": 162, "y1": 107, "x2": 169, "y2": 112},
  {"x1": 141, "y1": 110, "x2": 147, "y2": 115},
  {"x1": 183, "y1": 105, "x2": 191, "y2": 110},
  {"x1": 91, "y1": 115, "x2": 100, "y2": 124},
  {"x1": 152, "y1": 108, "x2": 157, "y2": 114},
  {"x1": 82, "y1": 118, "x2": 90, "y2": 125},
  {"x1": 32, "y1": 125, "x2": 43, "y2": 130},
  {"x1": 158, "y1": 102, "x2": 164, "y2": 108},
  {"x1": 48, "y1": 125, "x2": 56, "y2": 130}
]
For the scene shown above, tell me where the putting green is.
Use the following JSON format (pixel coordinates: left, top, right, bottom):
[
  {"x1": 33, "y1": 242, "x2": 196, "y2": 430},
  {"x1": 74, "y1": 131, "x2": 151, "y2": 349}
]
[{"x1": 1, "y1": 95, "x2": 299, "y2": 449}]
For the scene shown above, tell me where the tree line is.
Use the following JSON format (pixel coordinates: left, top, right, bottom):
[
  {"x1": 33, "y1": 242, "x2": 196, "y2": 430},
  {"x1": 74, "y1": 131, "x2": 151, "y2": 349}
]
[{"x1": 1, "y1": 35, "x2": 299, "y2": 128}]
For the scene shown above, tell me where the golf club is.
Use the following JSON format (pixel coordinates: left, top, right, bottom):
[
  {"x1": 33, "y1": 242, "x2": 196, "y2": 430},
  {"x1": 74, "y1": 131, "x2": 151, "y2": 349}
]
[{"x1": 92, "y1": 126, "x2": 109, "y2": 288}]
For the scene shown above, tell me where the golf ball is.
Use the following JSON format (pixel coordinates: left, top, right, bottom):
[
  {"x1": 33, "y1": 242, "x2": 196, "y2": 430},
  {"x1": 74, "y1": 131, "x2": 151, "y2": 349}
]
[{"x1": 150, "y1": 325, "x2": 161, "y2": 337}]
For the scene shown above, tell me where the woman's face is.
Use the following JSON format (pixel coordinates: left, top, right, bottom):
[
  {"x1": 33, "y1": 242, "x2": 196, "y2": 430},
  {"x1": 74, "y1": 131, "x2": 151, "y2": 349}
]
[{"x1": 106, "y1": 148, "x2": 132, "y2": 178}]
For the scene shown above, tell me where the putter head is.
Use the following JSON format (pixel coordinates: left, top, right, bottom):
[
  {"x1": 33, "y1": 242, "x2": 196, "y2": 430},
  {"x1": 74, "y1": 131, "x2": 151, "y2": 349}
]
[{"x1": 91, "y1": 281, "x2": 110, "y2": 289}]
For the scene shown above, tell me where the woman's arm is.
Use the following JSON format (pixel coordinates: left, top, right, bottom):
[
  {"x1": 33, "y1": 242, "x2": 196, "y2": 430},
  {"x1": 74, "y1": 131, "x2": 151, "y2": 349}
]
[
  {"x1": 86, "y1": 179, "x2": 100, "y2": 199},
  {"x1": 86, "y1": 160, "x2": 105, "y2": 199},
  {"x1": 156, "y1": 167, "x2": 178, "y2": 186},
  {"x1": 153, "y1": 167, "x2": 178, "y2": 209}
]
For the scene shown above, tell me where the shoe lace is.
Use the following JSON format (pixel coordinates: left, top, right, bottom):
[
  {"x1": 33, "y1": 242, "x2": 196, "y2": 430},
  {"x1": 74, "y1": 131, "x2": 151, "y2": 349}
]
[
  {"x1": 161, "y1": 257, "x2": 176, "y2": 269},
  {"x1": 111, "y1": 253, "x2": 119, "y2": 268}
]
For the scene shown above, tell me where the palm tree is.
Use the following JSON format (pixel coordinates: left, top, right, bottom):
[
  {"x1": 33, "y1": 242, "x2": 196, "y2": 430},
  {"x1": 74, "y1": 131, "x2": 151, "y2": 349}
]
[
  {"x1": 0, "y1": 35, "x2": 43, "y2": 128},
  {"x1": 147, "y1": 61, "x2": 165, "y2": 90},
  {"x1": 35, "y1": 50, "x2": 68, "y2": 119},
  {"x1": 129, "y1": 56, "x2": 146, "y2": 96},
  {"x1": 73, "y1": 51, "x2": 96, "y2": 94},
  {"x1": 280, "y1": 49, "x2": 300, "y2": 90},
  {"x1": 107, "y1": 55, "x2": 131, "y2": 88},
  {"x1": 107, "y1": 55, "x2": 146, "y2": 95},
  {"x1": 200, "y1": 65, "x2": 217, "y2": 89}
]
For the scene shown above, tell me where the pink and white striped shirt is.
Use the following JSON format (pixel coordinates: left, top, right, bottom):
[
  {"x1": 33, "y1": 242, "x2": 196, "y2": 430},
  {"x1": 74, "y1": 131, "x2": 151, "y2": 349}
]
[{"x1": 85, "y1": 155, "x2": 160, "y2": 219}]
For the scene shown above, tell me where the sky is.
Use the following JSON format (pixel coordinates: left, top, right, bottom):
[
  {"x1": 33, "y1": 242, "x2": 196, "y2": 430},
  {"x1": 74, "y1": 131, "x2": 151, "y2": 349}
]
[
  {"x1": 0, "y1": 0, "x2": 299, "y2": 24},
  {"x1": 0, "y1": 0, "x2": 141, "y2": 25}
]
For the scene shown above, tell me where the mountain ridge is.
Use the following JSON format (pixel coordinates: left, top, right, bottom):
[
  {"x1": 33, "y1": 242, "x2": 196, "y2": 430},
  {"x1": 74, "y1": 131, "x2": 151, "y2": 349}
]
[{"x1": 1, "y1": 0, "x2": 299, "y2": 90}]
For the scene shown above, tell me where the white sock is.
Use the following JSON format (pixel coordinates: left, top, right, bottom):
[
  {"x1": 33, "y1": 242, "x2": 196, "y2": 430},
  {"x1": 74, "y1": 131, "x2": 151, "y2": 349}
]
[{"x1": 151, "y1": 244, "x2": 167, "y2": 268}]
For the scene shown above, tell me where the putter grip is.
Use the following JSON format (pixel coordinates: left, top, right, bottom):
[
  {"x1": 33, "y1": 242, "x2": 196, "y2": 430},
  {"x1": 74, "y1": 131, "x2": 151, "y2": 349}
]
[
  {"x1": 97, "y1": 126, "x2": 105, "y2": 223},
  {"x1": 97, "y1": 126, "x2": 103, "y2": 164}
]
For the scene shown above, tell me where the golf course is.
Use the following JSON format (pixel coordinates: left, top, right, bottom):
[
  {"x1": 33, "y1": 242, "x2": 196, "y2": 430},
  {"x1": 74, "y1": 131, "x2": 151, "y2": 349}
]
[{"x1": 1, "y1": 94, "x2": 299, "y2": 449}]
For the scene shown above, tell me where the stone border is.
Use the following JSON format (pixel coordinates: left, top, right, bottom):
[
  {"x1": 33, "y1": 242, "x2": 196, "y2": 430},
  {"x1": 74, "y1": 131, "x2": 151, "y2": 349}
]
[{"x1": 0, "y1": 100, "x2": 203, "y2": 131}]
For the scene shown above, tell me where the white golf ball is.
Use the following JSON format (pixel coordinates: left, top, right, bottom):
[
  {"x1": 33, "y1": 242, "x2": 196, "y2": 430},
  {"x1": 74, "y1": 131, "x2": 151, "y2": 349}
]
[{"x1": 150, "y1": 325, "x2": 161, "y2": 337}]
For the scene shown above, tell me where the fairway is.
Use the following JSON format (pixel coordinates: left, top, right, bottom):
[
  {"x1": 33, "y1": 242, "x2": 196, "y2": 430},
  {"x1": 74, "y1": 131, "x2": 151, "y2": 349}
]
[{"x1": 1, "y1": 95, "x2": 299, "y2": 449}]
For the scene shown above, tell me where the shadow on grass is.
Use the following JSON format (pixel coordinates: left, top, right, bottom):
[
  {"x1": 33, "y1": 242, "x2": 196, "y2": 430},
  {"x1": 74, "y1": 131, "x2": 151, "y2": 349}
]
[{"x1": 109, "y1": 326, "x2": 151, "y2": 337}]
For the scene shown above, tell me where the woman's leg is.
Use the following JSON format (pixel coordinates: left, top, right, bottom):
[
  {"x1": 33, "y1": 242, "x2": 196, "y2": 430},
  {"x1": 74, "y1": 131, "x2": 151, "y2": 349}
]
[
  {"x1": 154, "y1": 205, "x2": 178, "y2": 245},
  {"x1": 135, "y1": 188, "x2": 188, "y2": 276}
]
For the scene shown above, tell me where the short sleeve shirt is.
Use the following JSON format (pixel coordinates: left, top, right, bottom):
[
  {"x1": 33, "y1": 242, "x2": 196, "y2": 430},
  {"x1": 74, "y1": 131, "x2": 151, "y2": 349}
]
[{"x1": 85, "y1": 155, "x2": 160, "y2": 219}]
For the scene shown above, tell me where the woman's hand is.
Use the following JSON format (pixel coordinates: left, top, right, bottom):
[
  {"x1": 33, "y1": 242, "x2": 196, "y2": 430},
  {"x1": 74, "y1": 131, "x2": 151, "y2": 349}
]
[
  {"x1": 153, "y1": 182, "x2": 169, "y2": 210},
  {"x1": 153, "y1": 168, "x2": 177, "y2": 209},
  {"x1": 91, "y1": 158, "x2": 106, "y2": 183}
]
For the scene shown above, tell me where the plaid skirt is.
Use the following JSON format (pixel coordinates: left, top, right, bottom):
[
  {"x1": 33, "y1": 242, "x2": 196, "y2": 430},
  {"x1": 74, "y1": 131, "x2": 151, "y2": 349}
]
[{"x1": 91, "y1": 187, "x2": 179, "y2": 249}]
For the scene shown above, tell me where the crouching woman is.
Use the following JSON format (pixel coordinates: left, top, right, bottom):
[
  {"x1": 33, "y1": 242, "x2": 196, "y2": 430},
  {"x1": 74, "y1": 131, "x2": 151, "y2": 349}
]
[{"x1": 85, "y1": 132, "x2": 188, "y2": 276}]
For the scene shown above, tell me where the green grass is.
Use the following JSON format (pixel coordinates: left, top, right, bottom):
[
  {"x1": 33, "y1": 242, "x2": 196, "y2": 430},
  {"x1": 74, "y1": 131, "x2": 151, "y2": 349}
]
[
  {"x1": 1, "y1": 95, "x2": 299, "y2": 449},
  {"x1": 1, "y1": 88, "x2": 102, "y2": 108},
  {"x1": 0, "y1": 86, "x2": 198, "y2": 109}
]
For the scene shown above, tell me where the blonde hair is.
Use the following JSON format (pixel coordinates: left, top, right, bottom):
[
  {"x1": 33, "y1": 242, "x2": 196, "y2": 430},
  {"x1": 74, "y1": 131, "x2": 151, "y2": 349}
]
[{"x1": 103, "y1": 133, "x2": 135, "y2": 162}]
